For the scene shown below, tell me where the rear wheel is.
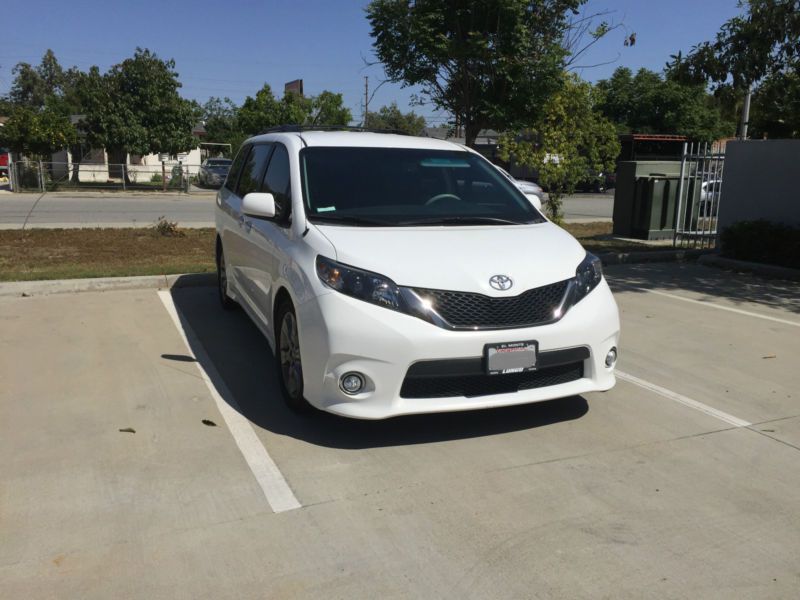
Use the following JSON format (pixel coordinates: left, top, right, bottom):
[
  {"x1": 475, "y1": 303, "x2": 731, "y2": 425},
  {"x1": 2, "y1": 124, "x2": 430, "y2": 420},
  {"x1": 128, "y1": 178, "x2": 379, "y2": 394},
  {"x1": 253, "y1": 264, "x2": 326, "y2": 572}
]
[
  {"x1": 275, "y1": 300, "x2": 311, "y2": 412},
  {"x1": 216, "y1": 243, "x2": 236, "y2": 310}
]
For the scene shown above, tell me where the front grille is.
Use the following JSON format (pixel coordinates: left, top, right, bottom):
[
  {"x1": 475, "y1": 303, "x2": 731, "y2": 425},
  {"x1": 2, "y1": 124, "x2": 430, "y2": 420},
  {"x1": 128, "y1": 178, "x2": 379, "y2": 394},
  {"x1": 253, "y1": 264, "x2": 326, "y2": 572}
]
[
  {"x1": 412, "y1": 279, "x2": 570, "y2": 329},
  {"x1": 400, "y1": 361, "x2": 584, "y2": 399}
]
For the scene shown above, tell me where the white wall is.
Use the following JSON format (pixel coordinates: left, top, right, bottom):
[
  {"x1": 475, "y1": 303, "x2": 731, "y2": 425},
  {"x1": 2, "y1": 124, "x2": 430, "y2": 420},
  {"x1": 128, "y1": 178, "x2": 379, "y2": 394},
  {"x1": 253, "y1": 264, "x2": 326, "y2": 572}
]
[{"x1": 720, "y1": 140, "x2": 800, "y2": 229}]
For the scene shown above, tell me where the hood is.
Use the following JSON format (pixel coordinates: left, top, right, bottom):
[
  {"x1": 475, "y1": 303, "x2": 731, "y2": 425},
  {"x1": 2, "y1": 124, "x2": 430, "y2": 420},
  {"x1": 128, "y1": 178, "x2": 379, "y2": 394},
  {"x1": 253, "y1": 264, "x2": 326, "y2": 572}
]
[{"x1": 315, "y1": 222, "x2": 586, "y2": 294}]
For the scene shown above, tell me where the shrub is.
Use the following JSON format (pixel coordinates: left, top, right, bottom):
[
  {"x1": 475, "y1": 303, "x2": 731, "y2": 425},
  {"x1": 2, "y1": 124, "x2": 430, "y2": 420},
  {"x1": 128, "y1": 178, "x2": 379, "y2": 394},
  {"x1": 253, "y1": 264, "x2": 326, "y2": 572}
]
[
  {"x1": 151, "y1": 216, "x2": 184, "y2": 237},
  {"x1": 150, "y1": 173, "x2": 163, "y2": 183},
  {"x1": 720, "y1": 220, "x2": 800, "y2": 269}
]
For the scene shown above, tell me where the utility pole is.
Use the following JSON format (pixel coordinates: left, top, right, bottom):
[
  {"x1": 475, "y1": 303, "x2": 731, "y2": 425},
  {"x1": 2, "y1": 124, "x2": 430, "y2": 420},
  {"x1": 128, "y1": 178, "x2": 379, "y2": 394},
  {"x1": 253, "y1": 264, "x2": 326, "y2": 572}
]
[
  {"x1": 740, "y1": 84, "x2": 752, "y2": 140},
  {"x1": 363, "y1": 76, "x2": 369, "y2": 128}
]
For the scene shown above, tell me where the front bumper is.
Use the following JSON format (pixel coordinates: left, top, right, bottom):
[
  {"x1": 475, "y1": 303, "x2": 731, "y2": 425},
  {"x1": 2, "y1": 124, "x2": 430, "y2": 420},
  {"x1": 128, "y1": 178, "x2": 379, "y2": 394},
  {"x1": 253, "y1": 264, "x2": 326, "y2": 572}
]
[{"x1": 297, "y1": 279, "x2": 620, "y2": 419}]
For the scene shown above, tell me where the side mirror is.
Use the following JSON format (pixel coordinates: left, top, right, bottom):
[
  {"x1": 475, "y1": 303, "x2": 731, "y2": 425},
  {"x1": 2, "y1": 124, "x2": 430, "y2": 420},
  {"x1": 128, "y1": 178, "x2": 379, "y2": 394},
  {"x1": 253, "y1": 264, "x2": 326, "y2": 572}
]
[
  {"x1": 526, "y1": 193, "x2": 543, "y2": 211},
  {"x1": 242, "y1": 192, "x2": 276, "y2": 219}
]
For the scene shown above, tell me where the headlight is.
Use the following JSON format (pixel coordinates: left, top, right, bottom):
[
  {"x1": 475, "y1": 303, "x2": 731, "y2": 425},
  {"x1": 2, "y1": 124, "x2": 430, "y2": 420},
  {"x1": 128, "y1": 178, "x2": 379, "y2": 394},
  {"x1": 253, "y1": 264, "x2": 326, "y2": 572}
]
[
  {"x1": 572, "y1": 253, "x2": 603, "y2": 304},
  {"x1": 316, "y1": 256, "x2": 404, "y2": 311}
]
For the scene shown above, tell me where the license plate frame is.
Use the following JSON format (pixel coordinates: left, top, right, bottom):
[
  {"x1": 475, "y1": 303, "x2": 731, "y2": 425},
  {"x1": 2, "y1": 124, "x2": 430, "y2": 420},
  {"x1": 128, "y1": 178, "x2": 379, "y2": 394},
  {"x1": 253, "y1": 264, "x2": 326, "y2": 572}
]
[{"x1": 484, "y1": 340, "x2": 538, "y2": 375}]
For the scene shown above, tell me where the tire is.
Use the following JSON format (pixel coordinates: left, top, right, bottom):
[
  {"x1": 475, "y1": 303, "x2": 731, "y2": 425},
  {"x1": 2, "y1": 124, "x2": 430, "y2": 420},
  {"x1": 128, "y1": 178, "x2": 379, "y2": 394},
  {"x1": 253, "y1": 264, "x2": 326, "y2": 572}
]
[
  {"x1": 275, "y1": 300, "x2": 312, "y2": 412},
  {"x1": 216, "y1": 243, "x2": 237, "y2": 310}
]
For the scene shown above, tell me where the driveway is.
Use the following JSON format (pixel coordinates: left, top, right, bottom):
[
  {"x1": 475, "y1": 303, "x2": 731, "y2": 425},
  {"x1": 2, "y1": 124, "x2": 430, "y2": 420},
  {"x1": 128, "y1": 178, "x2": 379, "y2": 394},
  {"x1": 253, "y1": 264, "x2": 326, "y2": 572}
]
[{"x1": 2, "y1": 262, "x2": 798, "y2": 598}]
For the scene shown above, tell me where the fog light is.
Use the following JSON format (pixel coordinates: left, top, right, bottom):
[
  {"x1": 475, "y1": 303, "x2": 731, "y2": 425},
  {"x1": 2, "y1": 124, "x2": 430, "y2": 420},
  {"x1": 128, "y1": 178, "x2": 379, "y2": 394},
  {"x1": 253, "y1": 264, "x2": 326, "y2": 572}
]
[
  {"x1": 605, "y1": 347, "x2": 618, "y2": 368},
  {"x1": 340, "y1": 372, "x2": 365, "y2": 395}
]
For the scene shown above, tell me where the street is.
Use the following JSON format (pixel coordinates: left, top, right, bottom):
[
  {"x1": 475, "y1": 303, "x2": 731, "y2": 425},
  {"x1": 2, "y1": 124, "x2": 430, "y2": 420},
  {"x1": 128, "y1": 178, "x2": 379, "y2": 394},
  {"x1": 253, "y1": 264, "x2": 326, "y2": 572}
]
[
  {"x1": 2, "y1": 262, "x2": 798, "y2": 599},
  {"x1": 0, "y1": 191, "x2": 613, "y2": 229}
]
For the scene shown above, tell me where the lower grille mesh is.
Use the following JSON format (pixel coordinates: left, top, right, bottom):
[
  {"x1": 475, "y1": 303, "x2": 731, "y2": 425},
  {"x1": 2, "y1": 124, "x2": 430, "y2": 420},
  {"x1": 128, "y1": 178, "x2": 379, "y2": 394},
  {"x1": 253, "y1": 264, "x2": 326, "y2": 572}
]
[{"x1": 400, "y1": 361, "x2": 584, "y2": 399}]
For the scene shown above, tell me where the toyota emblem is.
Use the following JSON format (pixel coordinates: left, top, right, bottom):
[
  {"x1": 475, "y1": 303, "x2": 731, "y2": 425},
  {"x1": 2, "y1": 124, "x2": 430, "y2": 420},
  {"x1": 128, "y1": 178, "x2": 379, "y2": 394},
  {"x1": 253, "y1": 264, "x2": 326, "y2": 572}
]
[{"x1": 489, "y1": 274, "x2": 513, "y2": 291}]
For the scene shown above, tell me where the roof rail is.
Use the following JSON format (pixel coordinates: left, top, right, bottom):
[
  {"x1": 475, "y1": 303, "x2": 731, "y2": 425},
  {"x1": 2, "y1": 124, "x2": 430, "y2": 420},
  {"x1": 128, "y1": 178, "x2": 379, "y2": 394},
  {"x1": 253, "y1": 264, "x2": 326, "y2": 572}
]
[{"x1": 257, "y1": 125, "x2": 410, "y2": 136}]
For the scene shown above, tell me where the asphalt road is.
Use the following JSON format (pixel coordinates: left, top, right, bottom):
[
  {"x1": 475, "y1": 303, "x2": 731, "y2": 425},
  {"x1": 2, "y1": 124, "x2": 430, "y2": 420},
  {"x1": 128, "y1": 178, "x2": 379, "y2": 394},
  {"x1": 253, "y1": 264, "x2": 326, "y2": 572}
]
[
  {"x1": 2, "y1": 262, "x2": 799, "y2": 598},
  {"x1": 0, "y1": 191, "x2": 613, "y2": 228}
]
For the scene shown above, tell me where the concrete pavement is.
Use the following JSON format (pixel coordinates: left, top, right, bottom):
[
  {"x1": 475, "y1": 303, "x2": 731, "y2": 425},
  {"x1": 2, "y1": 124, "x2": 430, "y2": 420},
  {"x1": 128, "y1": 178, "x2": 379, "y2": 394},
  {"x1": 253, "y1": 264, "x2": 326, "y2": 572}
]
[
  {"x1": 0, "y1": 191, "x2": 612, "y2": 229},
  {"x1": 2, "y1": 262, "x2": 798, "y2": 598}
]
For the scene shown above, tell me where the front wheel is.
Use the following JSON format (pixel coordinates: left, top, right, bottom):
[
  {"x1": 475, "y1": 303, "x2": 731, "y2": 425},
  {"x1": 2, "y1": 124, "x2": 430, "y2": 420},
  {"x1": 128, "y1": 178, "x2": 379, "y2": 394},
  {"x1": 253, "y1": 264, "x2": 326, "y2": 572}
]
[{"x1": 275, "y1": 300, "x2": 312, "y2": 412}]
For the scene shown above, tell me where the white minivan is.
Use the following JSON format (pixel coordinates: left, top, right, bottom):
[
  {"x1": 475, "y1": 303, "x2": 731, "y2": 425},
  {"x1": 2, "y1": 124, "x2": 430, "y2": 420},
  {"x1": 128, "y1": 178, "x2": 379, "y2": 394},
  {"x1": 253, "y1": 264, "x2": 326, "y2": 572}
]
[{"x1": 215, "y1": 127, "x2": 619, "y2": 419}]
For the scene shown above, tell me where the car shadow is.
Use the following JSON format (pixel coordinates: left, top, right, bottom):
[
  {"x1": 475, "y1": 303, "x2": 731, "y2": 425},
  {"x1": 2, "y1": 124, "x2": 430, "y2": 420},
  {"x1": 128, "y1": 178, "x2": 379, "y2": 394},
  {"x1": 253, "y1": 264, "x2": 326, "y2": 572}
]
[
  {"x1": 606, "y1": 261, "x2": 800, "y2": 314},
  {"x1": 169, "y1": 284, "x2": 589, "y2": 450}
]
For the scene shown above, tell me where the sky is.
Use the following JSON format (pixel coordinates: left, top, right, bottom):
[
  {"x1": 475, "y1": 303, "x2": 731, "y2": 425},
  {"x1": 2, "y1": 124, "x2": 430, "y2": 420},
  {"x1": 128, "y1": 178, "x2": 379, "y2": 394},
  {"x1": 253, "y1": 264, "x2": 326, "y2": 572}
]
[{"x1": 0, "y1": 0, "x2": 743, "y2": 125}]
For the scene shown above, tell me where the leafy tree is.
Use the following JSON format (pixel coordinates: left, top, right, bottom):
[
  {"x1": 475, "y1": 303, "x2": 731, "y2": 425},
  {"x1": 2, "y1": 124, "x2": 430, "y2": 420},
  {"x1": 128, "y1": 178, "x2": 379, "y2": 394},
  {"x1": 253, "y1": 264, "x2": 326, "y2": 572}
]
[
  {"x1": 749, "y1": 70, "x2": 800, "y2": 138},
  {"x1": 236, "y1": 84, "x2": 282, "y2": 134},
  {"x1": 668, "y1": 0, "x2": 800, "y2": 91},
  {"x1": 201, "y1": 96, "x2": 243, "y2": 155},
  {"x1": 8, "y1": 50, "x2": 65, "y2": 108},
  {"x1": 309, "y1": 91, "x2": 352, "y2": 125},
  {"x1": 595, "y1": 67, "x2": 735, "y2": 141},
  {"x1": 237, "y1": 85, "x2": 352, "y2": 133},
  {"x1": 499, "y1": 74, "x2": 620, "y2": 222},
  {"x1": 367, "y1": 0, "x2": 586, "y2": 147},
  {"x1": 365, "y1": 102, "x2": 427, "y2": 134},
  {"x1": 667, "y1": 0, "x2": 800, "y2": 138},
  {"x1": 0, "y1": 104, "x2": 76, "y2": 158},
  {"x1": 79, "y1": 48, "x2": 199, "y2": 178}
]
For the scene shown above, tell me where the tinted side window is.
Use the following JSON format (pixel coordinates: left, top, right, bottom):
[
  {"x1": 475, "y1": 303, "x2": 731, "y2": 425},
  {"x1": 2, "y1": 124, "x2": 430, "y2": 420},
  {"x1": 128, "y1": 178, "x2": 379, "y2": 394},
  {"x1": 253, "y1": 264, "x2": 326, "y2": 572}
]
[
  {"x1": 236, "y1": 144, "x2": 273, "y2": 197},
  {"x1": 223, "y1": 144, "x2": 251, "y2": 192},
  {"x1": 262, "y1": 144, "x2": 291, "y2": 220}
]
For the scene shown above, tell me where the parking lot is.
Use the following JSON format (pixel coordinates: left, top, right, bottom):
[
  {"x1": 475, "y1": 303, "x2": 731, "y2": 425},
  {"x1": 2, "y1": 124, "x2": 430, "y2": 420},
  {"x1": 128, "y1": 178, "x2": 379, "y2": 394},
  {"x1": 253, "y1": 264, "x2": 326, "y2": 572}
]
[{"x1": 2, "y1": 262, "x2": 799, "y2": 599}]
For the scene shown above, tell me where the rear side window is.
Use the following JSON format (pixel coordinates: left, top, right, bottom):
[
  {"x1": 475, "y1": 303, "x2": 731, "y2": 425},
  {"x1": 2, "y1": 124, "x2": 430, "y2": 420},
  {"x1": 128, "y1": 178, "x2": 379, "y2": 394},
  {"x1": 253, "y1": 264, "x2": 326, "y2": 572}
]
[
  {"x1": 236, "y1": 144, "x2": 273, "y2": 197},
  {"x1": 223, "y1": 144, "x2": 251, "y2": 192},
  {"x1": 262, "y1": 144, "x2": 291, "y2": 220}
]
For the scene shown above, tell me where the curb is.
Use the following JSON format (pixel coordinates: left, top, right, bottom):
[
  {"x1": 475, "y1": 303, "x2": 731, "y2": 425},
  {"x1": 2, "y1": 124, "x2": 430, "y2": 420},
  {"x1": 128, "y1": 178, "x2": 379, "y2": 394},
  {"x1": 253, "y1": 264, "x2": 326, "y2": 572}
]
[
  {"x1": 598, "y1": 248, "x2": 713, "y2": 266},
  {"x1": 698, "y1": 254, "x2": 800, "y2": 281},
  {"x1": 0, "y1": 272, "x2": 216, "y2": 298}
]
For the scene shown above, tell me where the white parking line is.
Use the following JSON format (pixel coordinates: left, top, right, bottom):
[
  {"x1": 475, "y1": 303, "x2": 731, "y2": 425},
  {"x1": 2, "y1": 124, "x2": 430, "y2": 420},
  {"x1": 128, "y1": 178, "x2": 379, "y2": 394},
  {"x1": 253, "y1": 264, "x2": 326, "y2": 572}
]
[
  {"x1": 158, "y1": 291, "x2": 302, "y2": 513},
  {"x1": 616, "y1": 370, "x2": 751, "y2": 428},
  {"x1": 614, "y1": 284, "x2": 800, "y2": 328}
]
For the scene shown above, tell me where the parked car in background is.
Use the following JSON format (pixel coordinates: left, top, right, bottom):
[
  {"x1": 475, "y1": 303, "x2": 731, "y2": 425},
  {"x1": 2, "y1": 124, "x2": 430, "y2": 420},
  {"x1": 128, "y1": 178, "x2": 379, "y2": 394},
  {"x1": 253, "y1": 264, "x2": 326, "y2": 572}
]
[
  {"x1": 0, "y1": 148, "x2": 10, "y2": 189},
  {"x1": 495, "y1": 165, "x2": 544, "y2": 210},
  {"x1": 700, "y1": 180, "x2": 721, "y2": 216},
  {"x1": 198, "y1": 158, "x2": 233, "y2": 188},
  {"x1": 215, "y1": 128, "x2": 619, "y2": 419}
]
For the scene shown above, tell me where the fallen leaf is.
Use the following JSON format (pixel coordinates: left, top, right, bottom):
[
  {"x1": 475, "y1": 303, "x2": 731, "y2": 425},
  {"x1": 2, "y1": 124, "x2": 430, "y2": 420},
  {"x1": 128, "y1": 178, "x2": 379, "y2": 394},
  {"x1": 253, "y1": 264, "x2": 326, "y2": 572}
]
[
  {"x1": 118, "y1": 427, "x2": 136, "y2": 434},
  {"x1": 762, "y1": 354, "x2": 777, "y2": 359},
  {"x1": 202, "y1": 419, "x2": 217, "y2": 427}
]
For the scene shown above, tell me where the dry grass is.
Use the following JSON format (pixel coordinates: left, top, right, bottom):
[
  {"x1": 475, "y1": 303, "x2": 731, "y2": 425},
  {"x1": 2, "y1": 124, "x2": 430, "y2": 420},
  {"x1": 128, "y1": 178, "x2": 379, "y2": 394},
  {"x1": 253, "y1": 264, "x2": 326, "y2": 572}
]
[
  {"x1": 0, "y1": 221, "x2": 657, "y2": 282},
  {"x1": 564, "y1": 221, "x2": 656, "y2": 254},
  {"x1": 0, "y1": 227, "x2": 215, "y2": 281}
]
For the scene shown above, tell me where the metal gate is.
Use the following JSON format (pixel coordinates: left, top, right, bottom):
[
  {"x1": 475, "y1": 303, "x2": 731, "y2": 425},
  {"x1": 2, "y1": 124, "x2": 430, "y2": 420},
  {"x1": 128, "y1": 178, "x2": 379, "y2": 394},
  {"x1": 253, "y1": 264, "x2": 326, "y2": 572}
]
[{"x1": 674, "y1": 142, "x2": 725, "y2": 248}]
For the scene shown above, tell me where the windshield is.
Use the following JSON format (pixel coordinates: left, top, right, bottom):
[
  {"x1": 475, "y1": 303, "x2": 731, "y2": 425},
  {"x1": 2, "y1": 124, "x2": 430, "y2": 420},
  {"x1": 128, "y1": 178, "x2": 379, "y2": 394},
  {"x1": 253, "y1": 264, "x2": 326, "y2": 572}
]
[
  {"x1": 300, "y1": 147, "x2": 544, "y2": 226},
  {"x1": 207, "y1": 159, "x2": 232, "y2": 167}
]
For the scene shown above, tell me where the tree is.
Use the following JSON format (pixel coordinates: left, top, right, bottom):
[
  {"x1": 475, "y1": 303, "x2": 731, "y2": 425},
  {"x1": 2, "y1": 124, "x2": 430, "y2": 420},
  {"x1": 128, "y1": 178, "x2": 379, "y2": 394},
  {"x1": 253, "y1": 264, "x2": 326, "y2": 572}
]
[
  {"x1": 367, "y1": 0, "x2": 586, "y2": 147},
  {"x1": 201, "y1": 96, "x2": 243, "y2": 155},
  {"x1": 237, "y1": 85, "x2": 352, "y2": 134},
  {"x1": 79, "y1": 49, "x2": 199, "y2": 178},
  {"x1": 0, "y1": 104, "x2": 76, "y2": 158},
  {"x1": 309, "y1": 91, "x2": 352, "y2": 125},
  {"x1": 499, "y1": 74, "x2": 620, "y2": 222},
  {"x1": 365, "y1": 102, "x2": 427, "y2": 134},
  {"x1": 595, "y1": 67, "x2": 735, "y2": 141},
  {"x1": 667, "y1": 0, "x2": 800, "y2": 137},
  {"x1": 749, "y1": 70, "x2": 800, "y2": 138},
  {"x1": 8, "y1": 50, "x2": 65, "y2": 108}
]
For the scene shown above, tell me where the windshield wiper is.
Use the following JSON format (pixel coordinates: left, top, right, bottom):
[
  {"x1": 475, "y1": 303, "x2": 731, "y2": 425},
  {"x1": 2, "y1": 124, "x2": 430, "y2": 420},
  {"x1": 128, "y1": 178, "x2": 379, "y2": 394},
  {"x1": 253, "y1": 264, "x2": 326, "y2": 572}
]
[
  {"x1": 308, "y1": 214, "x2": 394, "y2": 226},
  {"x1": 396, "y1": 216, "x2": 529, "y2": 226}
]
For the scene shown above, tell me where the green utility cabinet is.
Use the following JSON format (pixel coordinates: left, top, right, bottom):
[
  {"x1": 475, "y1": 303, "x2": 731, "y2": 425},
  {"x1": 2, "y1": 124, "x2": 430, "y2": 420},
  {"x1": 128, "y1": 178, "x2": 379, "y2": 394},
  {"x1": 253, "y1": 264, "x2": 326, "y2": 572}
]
[{"x1": 612, "y1": 161, "x2": 683, "y2": 240}]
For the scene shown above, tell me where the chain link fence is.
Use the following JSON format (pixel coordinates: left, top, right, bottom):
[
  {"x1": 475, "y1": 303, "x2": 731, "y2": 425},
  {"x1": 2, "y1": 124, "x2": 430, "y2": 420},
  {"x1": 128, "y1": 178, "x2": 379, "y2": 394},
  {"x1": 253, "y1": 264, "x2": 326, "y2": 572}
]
[{"x1": 9, "y1": 161, "x2": 219, "y2": 194}]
